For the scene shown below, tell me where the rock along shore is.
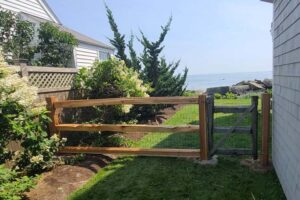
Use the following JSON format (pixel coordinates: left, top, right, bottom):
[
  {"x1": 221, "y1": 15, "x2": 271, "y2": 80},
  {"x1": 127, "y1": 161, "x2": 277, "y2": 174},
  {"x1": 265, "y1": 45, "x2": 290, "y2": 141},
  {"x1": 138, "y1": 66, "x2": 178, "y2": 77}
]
[{"x1": 206, "y1": 78, "x2": 272, "y2": 95}]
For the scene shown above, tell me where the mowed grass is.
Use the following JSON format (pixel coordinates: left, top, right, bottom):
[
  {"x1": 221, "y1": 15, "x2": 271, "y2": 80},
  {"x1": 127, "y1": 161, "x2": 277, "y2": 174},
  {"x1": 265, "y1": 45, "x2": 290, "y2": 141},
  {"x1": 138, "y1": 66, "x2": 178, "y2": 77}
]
[{"x1": 68, "y1": 98, "x2": 286, "y2": 200}]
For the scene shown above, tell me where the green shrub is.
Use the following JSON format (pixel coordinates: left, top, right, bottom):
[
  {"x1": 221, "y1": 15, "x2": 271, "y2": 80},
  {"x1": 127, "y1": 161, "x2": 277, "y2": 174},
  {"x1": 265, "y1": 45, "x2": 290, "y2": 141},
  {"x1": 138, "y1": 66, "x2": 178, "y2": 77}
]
[
  {"x1": 73, "y1": 58, "x2": 150, "y2": 147},
  {"x1": 37, "y1": 22, "x2": 78, "y2": 67},
  {"x1": 0, "y1": 49, "x2": 65, "y2": 174},
  {"x1": 11, "y1": 114, "x2": 66, "y2": 174},
  {"x1": 0, "y1": 165, "x2": 35, "y2": 200},
  {"x1": 74, "y1": 58, "x2": 150, "y2": 123},
  {"x1": 0, "y1": 9, "x2": 35, "y2": 64},
  {"x1": 183, "y1": 90, "x2": 199, "y2": 97},
  {"x1": 214, "y1": 93, "x2": 222, "y2": 99},
  {"x1": 225, "y1": 92, "x2": 237, "y2": 99},
  {"x1": 213, "y1": 92, "x2": 237, "y2": 99}
]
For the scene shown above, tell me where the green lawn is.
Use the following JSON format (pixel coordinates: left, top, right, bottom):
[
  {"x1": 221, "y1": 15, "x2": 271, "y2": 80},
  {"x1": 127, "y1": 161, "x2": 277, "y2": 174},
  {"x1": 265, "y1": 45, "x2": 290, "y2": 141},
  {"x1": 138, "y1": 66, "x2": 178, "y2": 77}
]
[{"x1": 68, "y1": 98, "x2": 285, "y2": 200}]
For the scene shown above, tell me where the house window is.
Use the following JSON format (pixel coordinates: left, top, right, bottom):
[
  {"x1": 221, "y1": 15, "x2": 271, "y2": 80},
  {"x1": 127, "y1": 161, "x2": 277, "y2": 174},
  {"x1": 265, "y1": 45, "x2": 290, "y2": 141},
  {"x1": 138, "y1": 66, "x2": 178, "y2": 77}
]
[{"x1": 99, "y1": 51, "x2": 110, "y2": 60}]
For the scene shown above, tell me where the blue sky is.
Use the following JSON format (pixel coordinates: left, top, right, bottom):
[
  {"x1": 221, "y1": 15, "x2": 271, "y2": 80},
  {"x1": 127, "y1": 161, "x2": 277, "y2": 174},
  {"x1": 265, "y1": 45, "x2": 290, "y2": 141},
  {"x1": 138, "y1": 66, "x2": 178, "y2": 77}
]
[{"x1": 46, "y1": 0, "x2": 273, "y2": 75}]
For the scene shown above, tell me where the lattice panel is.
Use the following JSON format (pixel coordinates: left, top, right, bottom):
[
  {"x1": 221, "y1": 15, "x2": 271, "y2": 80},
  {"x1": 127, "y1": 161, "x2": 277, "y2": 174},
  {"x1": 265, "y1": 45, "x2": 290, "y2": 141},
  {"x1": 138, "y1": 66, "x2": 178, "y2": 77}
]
[{"x1": 28, "y1": 72, "x2": 76, "y2": 89}]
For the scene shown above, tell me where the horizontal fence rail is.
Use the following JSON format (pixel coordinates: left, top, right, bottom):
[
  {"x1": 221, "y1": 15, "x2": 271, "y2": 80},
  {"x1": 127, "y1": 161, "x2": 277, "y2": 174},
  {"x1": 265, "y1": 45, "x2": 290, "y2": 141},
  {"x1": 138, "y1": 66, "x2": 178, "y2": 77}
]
[
  {"x1": 60, "y1": 147, "x2": 200, "y2": 158},
  {"x1": 56, "y1": 124, "x2": 199, "y2": 133},
  {"x1": 215, "y1": 148, "x2": 253, "y2": 155},
  {"x1": 54, "y1": 96, "x2": 199, "y2": 108},
  {"x1": 46, "y1": 95, "x2": 209, "y2": 160},
  {"x1": 213, "y1": 126, "x2": 252, "y2": 134},
  {"x1": 214, "y1": 105, "x2": 253, "y2": 113}
]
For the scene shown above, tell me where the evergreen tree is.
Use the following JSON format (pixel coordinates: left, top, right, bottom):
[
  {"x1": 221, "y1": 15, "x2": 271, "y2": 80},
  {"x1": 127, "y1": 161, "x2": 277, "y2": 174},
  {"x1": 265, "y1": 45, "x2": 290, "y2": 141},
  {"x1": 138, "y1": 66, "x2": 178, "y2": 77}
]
[
  {"x1": 105, "y1": 6, "x2": 188, "y2": 97},
  {"x1": 140, "y1": 17, "x2": 171, "y2": 87},
  {"x1": 140, "y1": 17, "x2": 187, "y2": 96},
  {"x1": 154, "y1": 58, "x2": 188, "y2": 96},
  {"x1": 127, "y1": 34, "x2": 141, "y2": 72},
  {"x1": 105, "y1": 4, "x2": 131, "y2": 67}
]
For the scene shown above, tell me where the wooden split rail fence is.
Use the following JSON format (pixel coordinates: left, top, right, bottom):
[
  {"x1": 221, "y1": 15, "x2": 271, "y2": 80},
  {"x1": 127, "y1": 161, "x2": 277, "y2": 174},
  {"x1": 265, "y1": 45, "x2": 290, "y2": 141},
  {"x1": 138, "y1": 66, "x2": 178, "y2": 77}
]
[
  {"x1": 46, "y1": 94, "x2": 272, "y2": 163},
  {"x1": 46, "y1": 96, "x2": 209, "y2": 160}
]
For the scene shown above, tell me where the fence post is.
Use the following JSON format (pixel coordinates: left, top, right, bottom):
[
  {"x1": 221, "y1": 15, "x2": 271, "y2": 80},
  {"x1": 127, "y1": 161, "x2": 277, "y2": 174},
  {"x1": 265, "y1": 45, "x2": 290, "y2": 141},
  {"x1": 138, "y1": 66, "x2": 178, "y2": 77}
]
[
  {"x1": 261, "y1": 93, "x2": 271, "y2": 167},
  {"x1": 251, "y1": 96, "x2": 259, "y2": 160},
  {"x1": 20, "y1": 65, "x2": 28, "y2": 77},
  {"x1": 199, "y1": 95, "x2": 208, "y2": 160},
  {"x1": 46, "y1": 96, "x2": 59, "y2": 137},
  {"x1": 206, "y1": 95, "x2": 214, "y2": 156}
]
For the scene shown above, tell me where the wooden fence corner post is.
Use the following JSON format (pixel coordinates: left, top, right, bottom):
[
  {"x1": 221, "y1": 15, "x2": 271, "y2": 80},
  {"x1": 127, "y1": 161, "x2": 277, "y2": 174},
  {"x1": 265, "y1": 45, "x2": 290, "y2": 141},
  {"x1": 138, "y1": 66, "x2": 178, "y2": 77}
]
[
  {"x1": 261, "y1": 93, "x2": 271, "y2": 167},
  {"x1": 46, "y1": 96, "x2": 58, "y2": 137},
  {"x1": 199, "y1": 95, "x2": 208, "y2": 160}
]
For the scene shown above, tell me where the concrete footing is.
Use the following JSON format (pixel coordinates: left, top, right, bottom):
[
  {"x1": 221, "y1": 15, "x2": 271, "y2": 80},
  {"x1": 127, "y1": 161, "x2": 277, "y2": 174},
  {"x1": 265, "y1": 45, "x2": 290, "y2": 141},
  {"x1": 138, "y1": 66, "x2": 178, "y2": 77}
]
[
  {"x1": 195, "y1": 155, "x2": 218, "y2": 166},
  {"x1": 240, "y1": 158, "x2": 273, "y2": 173}
]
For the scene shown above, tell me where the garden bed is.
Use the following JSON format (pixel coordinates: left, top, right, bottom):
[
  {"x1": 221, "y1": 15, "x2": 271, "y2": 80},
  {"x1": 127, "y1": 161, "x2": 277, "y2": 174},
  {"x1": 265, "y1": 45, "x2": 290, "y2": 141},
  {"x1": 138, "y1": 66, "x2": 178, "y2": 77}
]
[{"x1": 26, "y1": 155, "x2": 113, "y2": 200}]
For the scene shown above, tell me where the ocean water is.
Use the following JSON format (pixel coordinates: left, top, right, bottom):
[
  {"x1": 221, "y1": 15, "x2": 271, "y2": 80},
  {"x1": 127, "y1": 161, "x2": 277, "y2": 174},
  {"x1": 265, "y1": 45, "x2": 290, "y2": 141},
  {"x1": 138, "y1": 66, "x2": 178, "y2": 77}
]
[{"x1": 186, "y1": 71, "x2": 272, "y2": 90}]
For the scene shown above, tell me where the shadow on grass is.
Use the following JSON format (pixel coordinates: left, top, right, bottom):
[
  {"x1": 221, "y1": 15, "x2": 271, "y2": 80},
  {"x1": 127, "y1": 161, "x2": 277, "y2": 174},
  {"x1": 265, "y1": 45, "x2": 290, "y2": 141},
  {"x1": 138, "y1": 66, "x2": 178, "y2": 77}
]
[
  {"x1": 68, "y1": 156, "x2": 285, "y2": 200},
  {"x1": 68, "y1": 104, "x2": 281, "y2": 200}
]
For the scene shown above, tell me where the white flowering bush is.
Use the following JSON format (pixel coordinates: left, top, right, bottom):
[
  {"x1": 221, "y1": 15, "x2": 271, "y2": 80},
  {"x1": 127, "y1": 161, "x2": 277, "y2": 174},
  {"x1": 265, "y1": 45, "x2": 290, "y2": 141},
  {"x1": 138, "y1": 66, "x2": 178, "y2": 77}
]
[
  {"x1": 72, "y1": 58, "x2": 150, "y2": 147},
  {"x1": 0, "y1": 49, "x2": 65, "y2": 174},
  {"x1": 74, "y1": 58, "x2": 150, "y2": 123}
]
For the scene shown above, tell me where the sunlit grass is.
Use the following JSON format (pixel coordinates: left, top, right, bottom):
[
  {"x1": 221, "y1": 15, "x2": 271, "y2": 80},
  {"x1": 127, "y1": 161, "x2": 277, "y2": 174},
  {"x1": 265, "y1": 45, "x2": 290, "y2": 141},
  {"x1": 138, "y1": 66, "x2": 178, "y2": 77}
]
[{"x1": 68, "y1": 98, "x2": 285, "y2": 200}]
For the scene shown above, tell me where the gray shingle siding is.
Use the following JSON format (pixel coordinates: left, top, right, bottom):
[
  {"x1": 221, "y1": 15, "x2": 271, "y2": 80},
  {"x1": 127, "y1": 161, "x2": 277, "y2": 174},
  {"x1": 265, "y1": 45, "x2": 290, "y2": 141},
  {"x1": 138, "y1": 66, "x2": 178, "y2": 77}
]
[{"x1": 272, "y1": 0, "x2": 300, "y2": 199}]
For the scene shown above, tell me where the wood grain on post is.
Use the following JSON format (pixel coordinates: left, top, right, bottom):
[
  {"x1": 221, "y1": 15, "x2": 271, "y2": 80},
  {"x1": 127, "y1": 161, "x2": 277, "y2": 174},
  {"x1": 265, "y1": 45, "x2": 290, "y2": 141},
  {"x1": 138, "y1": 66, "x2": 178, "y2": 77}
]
[
  {"x1": 199, "y1": 95, "x2": 208, "y2": 160},
  {"x1": 46, "y1": 96, "x2": 59, "y2": 137},
  {"x1": 261, "y1": 93, "x2": 271, "y2": 167}
]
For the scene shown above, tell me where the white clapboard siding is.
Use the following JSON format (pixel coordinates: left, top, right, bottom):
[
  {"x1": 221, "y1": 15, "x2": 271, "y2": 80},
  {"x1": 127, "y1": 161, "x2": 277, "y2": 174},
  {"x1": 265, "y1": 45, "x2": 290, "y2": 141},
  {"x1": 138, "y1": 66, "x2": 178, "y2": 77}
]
[
  {"x1": 271, "y1": 0, "x2": 300, "y2": 200},
  {"x1": 74, "y1": 42, "x2": 113, "y2": 68},
  {"x1": 0, "y1": 0, "x2": 57, "y2": 23}
]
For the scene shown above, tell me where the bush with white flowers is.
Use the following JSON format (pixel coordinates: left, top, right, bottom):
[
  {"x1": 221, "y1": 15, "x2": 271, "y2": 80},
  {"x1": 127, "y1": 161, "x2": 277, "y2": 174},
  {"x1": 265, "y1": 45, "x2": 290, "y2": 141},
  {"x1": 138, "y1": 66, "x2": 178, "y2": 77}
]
[
  {"x1": 74, "y1": 58, "x2": 150, "y2": 124},
  {"x1": 0, "y1": 48, "x2": 65, "y2": 174}
]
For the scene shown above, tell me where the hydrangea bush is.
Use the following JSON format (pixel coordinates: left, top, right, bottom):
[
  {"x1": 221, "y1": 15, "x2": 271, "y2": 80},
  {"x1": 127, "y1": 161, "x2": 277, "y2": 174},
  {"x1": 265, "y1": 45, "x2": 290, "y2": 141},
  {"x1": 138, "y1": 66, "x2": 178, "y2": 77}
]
[
  {"x1": 74, "y1": 58, "x2": 150, "y2": 123},
  {"x1": 72, "y1": 58, "x2": 150, "y2": 147},
  {"x1": 0, "y1": 49, "x2": 65, "y2": 174}
]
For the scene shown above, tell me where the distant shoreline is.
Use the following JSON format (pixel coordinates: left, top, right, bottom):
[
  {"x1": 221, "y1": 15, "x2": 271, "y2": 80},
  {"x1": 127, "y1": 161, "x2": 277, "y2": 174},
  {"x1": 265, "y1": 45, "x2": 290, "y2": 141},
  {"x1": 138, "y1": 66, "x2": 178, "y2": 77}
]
[{"x1": 186, "y1": 71, "x2": 272, "y2": 90}]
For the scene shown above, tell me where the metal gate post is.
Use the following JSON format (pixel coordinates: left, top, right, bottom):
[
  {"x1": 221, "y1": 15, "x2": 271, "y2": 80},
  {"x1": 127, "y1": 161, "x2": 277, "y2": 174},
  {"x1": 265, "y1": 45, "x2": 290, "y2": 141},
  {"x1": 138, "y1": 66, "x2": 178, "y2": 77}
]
[
  {"x1": 206, "y1": 96, "x2": 214, "y2": 157},
  {"x1": 251, "y1": 96, "x2": 259, "y2": 160}
]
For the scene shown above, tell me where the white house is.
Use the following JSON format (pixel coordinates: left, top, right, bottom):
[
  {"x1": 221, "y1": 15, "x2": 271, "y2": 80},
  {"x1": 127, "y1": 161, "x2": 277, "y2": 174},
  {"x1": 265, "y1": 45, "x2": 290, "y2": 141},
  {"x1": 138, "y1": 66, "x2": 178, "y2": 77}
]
[
  {"x1": 0, "y1": 0, "x2": 115, "y2": 68},
  {"x1": 262, "y1": 0, "x2": 300, "y2": 200}
]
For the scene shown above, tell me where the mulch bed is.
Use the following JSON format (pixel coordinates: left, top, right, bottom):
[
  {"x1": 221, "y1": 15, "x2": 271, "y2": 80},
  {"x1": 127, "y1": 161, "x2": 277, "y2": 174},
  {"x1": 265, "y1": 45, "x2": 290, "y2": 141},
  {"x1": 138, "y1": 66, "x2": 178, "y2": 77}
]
[{"x1": 26, "y1": 155, "x2": 113, "y2": 200}]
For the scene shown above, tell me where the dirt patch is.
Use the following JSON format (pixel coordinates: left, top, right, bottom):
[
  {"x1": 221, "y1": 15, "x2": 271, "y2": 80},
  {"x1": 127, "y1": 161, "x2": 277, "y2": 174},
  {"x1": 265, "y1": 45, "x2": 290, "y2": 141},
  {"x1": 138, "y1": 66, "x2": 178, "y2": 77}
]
[{"x1": 26, "y1": 155, "x2": 113, "y2": 200}]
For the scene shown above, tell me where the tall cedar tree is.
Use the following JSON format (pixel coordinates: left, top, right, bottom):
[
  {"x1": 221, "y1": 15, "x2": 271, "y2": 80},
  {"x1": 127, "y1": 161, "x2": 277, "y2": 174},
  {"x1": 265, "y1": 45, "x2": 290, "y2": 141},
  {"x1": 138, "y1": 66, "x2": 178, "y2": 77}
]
[
  {"x1": 105, "y1": 6, "x2": 188, "y2": 97},
  {"x1": 140, "y1": 17, "x2": 188, "y2": 96},
  {"x1": 127, "y1": 34, "x2": 142, "y2": 72},
  {"x1": 105, "y1": 5, "x2": 131, "y2": 67}
]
